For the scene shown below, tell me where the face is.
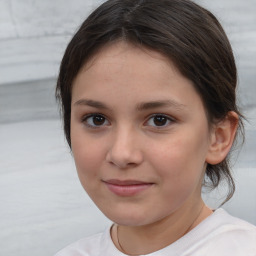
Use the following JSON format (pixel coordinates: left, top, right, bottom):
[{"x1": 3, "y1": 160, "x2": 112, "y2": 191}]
[{"x1": 70, "y1": 42, "x2": 214, "y2": 226}]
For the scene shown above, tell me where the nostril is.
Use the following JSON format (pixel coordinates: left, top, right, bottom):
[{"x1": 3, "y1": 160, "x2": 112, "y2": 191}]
[
  {"x1": 105, "y1": 147, "x2": 143, "y2": 169},
  {"x1": 106, "y1": 157, "x2": 136, "y2": 169}
]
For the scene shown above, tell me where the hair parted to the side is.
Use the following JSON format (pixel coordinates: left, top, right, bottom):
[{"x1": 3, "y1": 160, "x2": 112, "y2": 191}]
[{"x1": 56, "y1": 0, "x2": 244, "y2": 204}]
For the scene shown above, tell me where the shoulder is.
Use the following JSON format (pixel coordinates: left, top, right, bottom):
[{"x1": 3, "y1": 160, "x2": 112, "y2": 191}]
[
  {"x1": 211, "y1": 208, "x2": 256, "y2": 233},
  {"x1": 54, "y1": 226, "x2": 112, "y2": 256},
  {"x1": 189, "y1": 208, "x2": 256, "y2": 255}
]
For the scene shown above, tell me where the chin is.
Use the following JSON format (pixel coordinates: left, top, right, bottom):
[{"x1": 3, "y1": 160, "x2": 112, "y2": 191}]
[
  {"x1": 99, "y1": 206, "x2": 146, "y2": 226},
  {"x1": 102, "y1": 207, "x2": 165, "y2": 227},
  {"x1": 111, "y1": 216, "x2": 150, "y2": 227}
]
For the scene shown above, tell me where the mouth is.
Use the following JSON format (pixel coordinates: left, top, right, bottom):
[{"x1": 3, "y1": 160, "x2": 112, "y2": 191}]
[{"x1": 103, "y1": 179, "x2": 154, "y2": 197}]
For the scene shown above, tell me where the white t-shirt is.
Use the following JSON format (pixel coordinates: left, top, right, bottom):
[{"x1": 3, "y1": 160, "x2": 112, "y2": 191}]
[{"x1": 55, "y1": 208, "x2": 256, "y2": 256}]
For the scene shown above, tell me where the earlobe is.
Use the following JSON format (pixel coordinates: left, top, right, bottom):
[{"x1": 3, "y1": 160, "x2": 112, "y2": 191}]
[{"x1": 206, "y1": 111, "x2": 239, "y2": 165}]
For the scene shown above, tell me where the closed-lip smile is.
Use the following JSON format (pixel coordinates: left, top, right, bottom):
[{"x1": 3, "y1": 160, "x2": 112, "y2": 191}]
[{"x1": 103, "y1": 179, "x2": 154, "y2": 196}]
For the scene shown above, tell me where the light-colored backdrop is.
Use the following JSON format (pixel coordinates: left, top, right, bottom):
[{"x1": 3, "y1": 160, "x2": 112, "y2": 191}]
[
  {"x1": 0, "y1": 0, "x2": 104, "y2": 84},
  {"x1": 0, "y1": 0, "x2": 255, "y2": 256}
]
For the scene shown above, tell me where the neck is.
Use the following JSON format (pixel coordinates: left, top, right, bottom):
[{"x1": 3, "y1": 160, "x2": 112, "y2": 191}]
[{"x1": 112, "y1": 200, "x2": 213, "y2": 255}]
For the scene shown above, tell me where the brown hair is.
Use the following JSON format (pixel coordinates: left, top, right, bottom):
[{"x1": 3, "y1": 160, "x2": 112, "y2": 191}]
[{"x1": 56, "y1": 0, "x2": 244, "y2": 203}]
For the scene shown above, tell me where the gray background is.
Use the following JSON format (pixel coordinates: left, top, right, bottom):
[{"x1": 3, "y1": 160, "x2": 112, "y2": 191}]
[{"x1": 0, "y1": 0, "x2": 255, "y2": 255}]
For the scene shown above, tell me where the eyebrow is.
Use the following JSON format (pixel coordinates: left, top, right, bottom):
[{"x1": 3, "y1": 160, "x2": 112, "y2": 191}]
[
  {"x1": 136, "y1": 100, "x2": 186, "y2": 111},
  {"x1": 73, "y1": 99, "x2": 186, "y2": 111},
  {"x1": 74, "y1": 99, "x2": 108, "y2": 109}
]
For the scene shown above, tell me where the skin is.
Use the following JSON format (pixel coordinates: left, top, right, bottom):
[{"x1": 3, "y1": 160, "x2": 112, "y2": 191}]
[{"x1": 70, "y1": 41, "x2": 238, "y2": 255}]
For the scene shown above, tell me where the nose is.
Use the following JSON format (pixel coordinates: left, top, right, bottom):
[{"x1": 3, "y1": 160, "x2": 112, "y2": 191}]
[{"x1": 105, "y1": 127, "x2": 143, "y2": 169}]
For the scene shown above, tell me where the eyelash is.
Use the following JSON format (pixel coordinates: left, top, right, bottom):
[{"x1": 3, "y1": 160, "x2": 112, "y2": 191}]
[
  {"x1": 145, "y1": 114, "x2": 175, "y2": 128},
  {"x1": 81, "y1": 113, "x2": 110, "y2": 129},
  {"x1": 81, "y1": 113, "x2": 175, "y2": 129}
]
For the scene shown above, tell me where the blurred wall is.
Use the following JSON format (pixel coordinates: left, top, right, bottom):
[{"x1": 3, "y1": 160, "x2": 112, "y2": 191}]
[{"x1": 0, "y1": 0, "x2": 104, "y2": 84}]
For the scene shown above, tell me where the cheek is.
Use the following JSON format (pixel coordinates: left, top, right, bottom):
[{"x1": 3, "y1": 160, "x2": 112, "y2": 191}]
[
  {"x1": 148, "y1": 136, "x2": 207, "y2": 187},
  {"x1": 72, "y1": 141, "x2": 104, "y2": 198},
  {"x1": 71, "y1": 127, "x2": 105, "y2": 181}
]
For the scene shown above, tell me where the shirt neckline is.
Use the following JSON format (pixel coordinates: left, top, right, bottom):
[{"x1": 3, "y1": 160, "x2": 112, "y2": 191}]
[{"x1": 102, "y1": 208, "x2": 224, "y2": 256}]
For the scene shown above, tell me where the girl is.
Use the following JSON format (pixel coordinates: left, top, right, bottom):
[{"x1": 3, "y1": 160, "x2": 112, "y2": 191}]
[{"x1": 55, "y1": 0, "x2": 256, "y2": 255}]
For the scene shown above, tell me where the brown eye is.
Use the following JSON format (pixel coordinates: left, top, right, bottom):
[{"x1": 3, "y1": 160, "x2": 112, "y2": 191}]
[
  {"x1": 146, "y1": 114, "x2": 173, "y2": 127},
  {"x1": 83, "y1": 114, "x2": 110, "y2": 127},
  {"x1": 153, "y1": 116, "x2": 168, "y2": 126},
  {"x1": 92, "y1": 115, "x2": 105, "y2": 125}
]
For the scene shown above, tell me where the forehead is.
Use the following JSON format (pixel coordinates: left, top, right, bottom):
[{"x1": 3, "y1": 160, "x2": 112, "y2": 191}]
[
  {"x1": 80, "y1": 41, "x2": 178, "y2": 75},
  {"x1": 73, "y1": 41, "x2": 188, "y2": 96}
]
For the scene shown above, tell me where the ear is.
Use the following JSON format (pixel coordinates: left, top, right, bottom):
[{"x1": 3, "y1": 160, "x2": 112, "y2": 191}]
[{"x1": 206, "y1": 111, "x2": 239, "y2": 165}]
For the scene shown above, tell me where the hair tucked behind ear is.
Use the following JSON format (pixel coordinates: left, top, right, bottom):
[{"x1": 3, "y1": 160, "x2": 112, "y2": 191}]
[{"x1": 56, "y1": 0, "x2": 245, "y2": 204}]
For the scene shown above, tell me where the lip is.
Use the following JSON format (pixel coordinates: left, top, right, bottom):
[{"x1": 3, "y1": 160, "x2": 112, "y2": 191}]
[{"x1": 103, "y1": 179, "x2": 154, "y2": 197}]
